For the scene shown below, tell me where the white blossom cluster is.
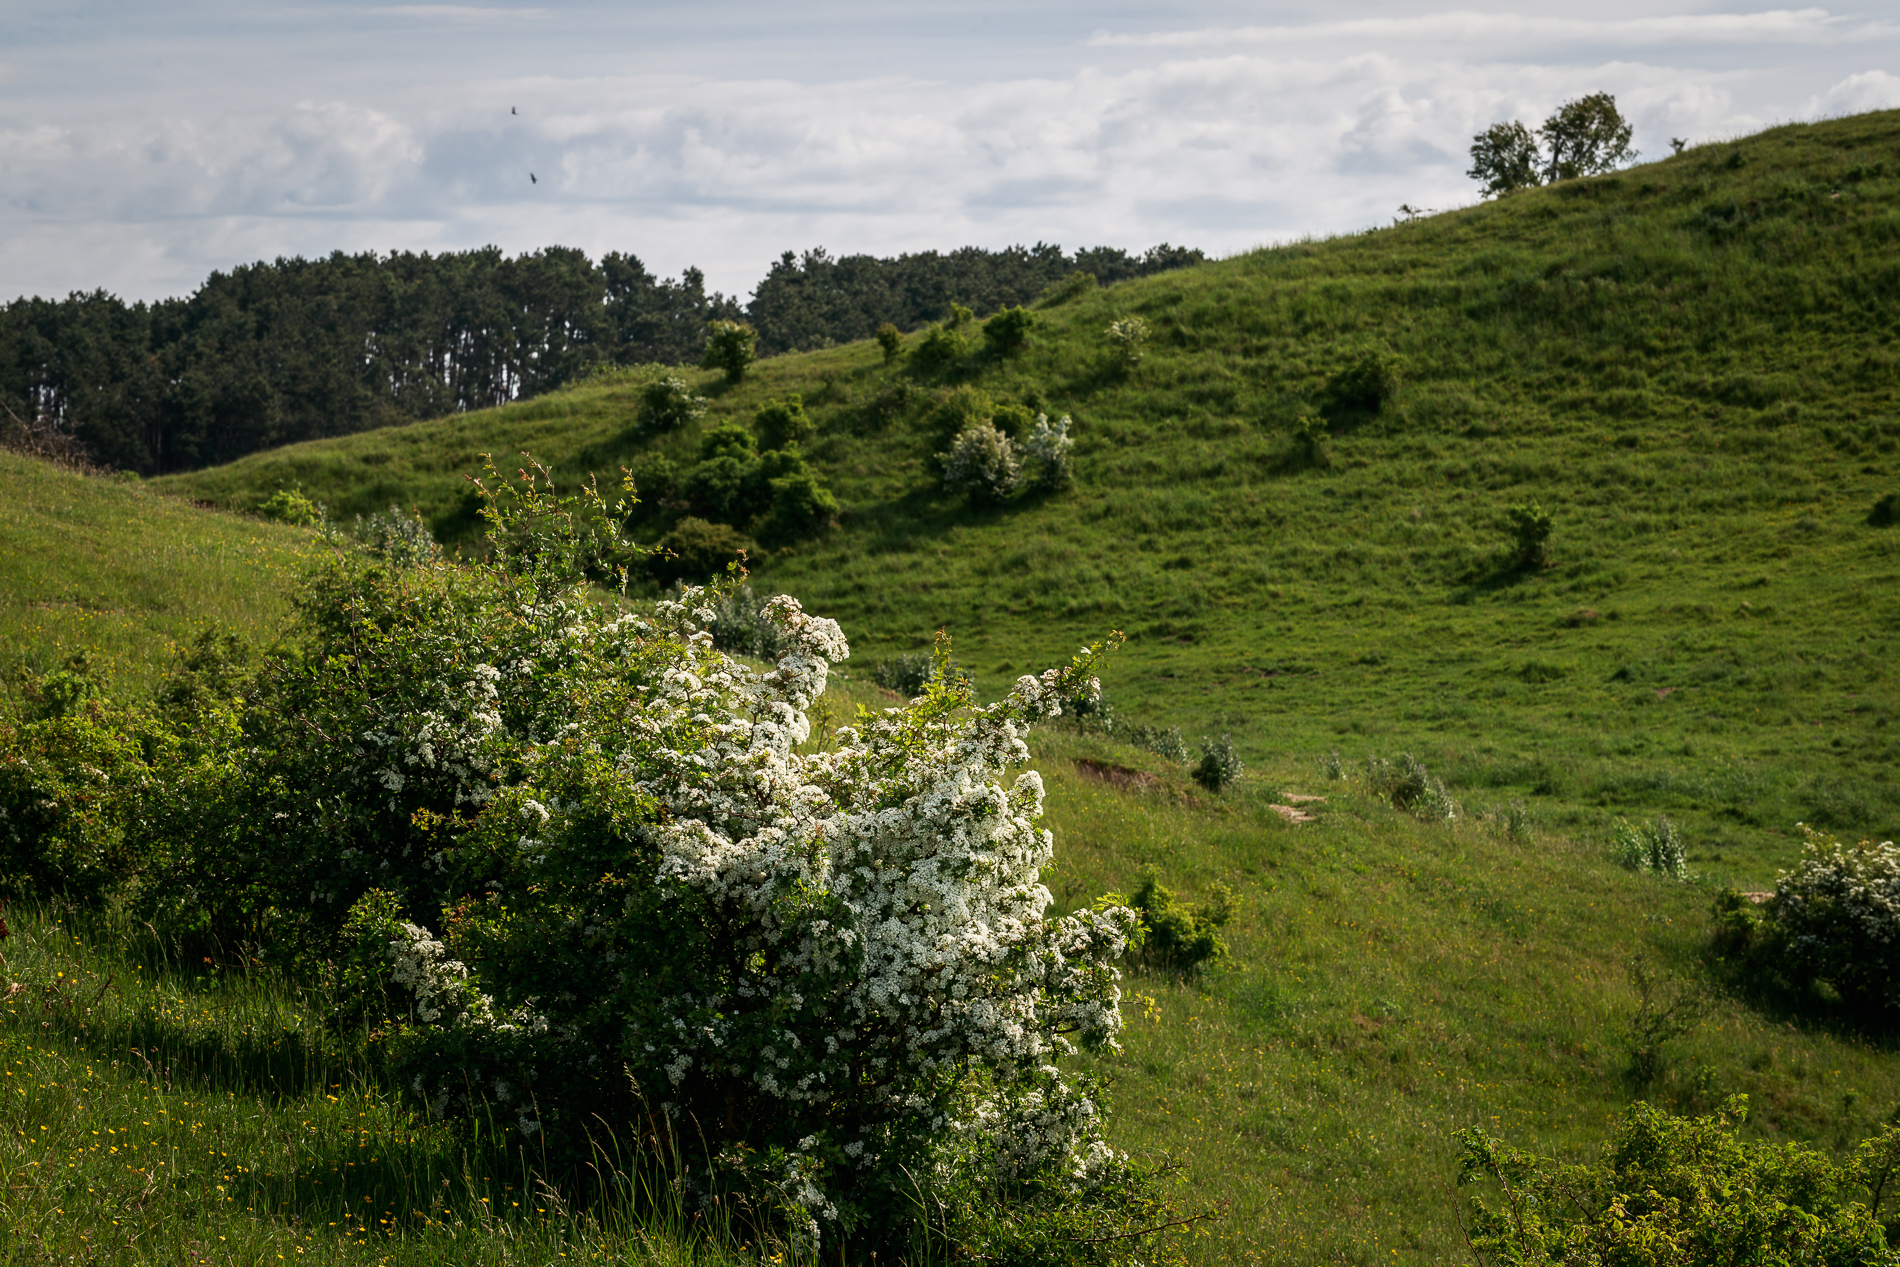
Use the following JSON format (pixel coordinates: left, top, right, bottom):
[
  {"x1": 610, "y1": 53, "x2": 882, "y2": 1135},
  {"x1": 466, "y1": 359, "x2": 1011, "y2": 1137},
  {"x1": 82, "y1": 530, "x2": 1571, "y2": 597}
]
[{"x1": 371, "y1": 584, "x2": 1134, "y2": 1242}]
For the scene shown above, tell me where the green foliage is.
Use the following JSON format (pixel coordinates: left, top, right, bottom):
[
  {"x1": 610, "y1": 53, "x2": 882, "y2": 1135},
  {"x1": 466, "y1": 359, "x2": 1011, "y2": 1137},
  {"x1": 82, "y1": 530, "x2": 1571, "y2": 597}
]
[
  {"x1": 983, "y1": 305, "x2": 1036, "y2": 357},
  {"x1": 688, "y1": 580, "x2": 789, "y2": 659},
  {"x1": 1614, "y1": 816, "x2": 1688, "y2": 880},
  {"x1": 352, "y1": 504, "x2": 441, "y2": 567},
  {"x1": 1622, "y1": 955, "x2": 1711, "y2": 1086},
  {"x1": 467, "y1": 453, "x2": 639, "y2": 594},
  {"x1": 1127, "y1": 874, "x2": 1234, "y2": 975},
  {"x1": 872, "y1": 650, "x2": 970, "y2": 697},
  {"x1": 1191, "y1": 733, "x2": 1244, "y2": 793},
  {"x1": 1869, "y1": 492, "x2": 1900, "y2": 527},
  {"x1": 653, "y1": 516, "x2": 753, "y2": 584},
  {"x1": 700, "y1": 319, "x2": 758, "y2": 382},
  {"x1": 638, "y1": 373, "x2": 708, "y2": 432},
  {"x1": 875, "y1": 322, "x2": 903, "y2": 363},
  {"x1": 153, "y1": 626, "x2": 252, "y2": 721},
  {"x1": 1288, "y1": 413, "x2": 1331, "y2": 466},
  {"x1": 913, "y1": 305, "x2": 974, "y2": 373},
  {"x1": 1365, "y1": 752, "x2": 1458, "y2": 822},
  {"x1": 258, "y1": 484, "x2": 321, "y2": 526},
  {"x1": 1323, "y1": 350, "x2": 1402, "y2": 415},
  {"x1": 1455, "y1": 1097, "x2": 1896, "y2": 1266},
  {"x1": 1105, "y1": 315, "x2": 1150, "y2": 370},
  {"x1": 1468, "y1": 120, "x2": 1541, "y2": 197},
  {"x1": 1468, "y1": 92, "x2": 1636, "y2": 196},
  {"x1": 752, "y1": 394, "x2": 813, "y2": 451},
  {"x1": 1541, "y1": 92, "x2": 1638, "y2": 182},
  {"x1": 1507, "y1": 500, "x2": 1555, "y2": 569}
]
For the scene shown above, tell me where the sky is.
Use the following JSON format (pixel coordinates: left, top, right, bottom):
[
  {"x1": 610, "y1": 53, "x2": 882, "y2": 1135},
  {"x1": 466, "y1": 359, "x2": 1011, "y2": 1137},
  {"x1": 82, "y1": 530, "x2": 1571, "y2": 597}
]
[{"x1": 3, "y1": 1, "x2": 1898, "y2": 304}]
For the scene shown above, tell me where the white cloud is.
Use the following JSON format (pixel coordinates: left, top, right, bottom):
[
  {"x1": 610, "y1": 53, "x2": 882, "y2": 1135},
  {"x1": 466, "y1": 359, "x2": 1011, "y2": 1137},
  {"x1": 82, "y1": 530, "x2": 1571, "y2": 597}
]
[
  {"x1": 1808, "y1": 69, "x2": 1900, "y2": 115},
  {"x1": 1090, "y1": 9, "x2": 1891, "y2": 50}
]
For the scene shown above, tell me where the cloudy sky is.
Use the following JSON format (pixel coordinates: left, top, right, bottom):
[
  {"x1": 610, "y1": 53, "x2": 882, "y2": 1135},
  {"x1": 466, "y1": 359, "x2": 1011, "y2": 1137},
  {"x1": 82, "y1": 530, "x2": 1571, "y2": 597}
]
[{"x1": 4, "y1": 1, "x2": 1898, "y2": 304}]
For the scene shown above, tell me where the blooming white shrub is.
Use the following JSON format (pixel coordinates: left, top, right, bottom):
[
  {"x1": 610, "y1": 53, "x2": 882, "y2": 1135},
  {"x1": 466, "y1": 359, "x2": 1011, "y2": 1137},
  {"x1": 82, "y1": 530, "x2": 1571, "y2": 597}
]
[
  {"x1": 1767, "y1": 825, "x2": 1900, "y2": 1012},
  {"x1": 1024, "y1": 413, "x2": 1075, "y2": 491},
  {"x1": 341, "y1": 581, "x2": 1134, "y2": 1247},
  {"x1": 940, "y1": 420, "x2": 1021, "y2": 504},
  {"x1": 1105, "y1": 316, "x2": 1150, "y2": 370}
]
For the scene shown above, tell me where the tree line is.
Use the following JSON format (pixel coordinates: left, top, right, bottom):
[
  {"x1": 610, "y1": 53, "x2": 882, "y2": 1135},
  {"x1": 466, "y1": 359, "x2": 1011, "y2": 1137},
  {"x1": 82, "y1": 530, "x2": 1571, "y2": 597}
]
[{"x1": 0, "y1": 241, "x2": 1201, "y2": 474}]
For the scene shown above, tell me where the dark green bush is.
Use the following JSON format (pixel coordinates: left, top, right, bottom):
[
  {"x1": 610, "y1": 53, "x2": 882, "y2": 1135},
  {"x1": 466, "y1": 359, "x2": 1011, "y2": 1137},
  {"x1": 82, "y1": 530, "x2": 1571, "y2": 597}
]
[
  {"x1": 1324, "y1": 352, "x2": 1402, "y2": 414},
  {"x1": 754, "y1": 394, "x2": 814, "y2": 451},
  {"x1": 872, "y1": 651, "x2": 970, "y2": 697},
  {"x1": 1508, "y1": 500, "x2": 1555, "y2": 568},
  {"x1": 913, "y1": 304, "x2": 974, "y2": 373},
  {"x1": 1191, "y1": 733, "x2": 1243, "y2": 792},
  {"x1": 1128, "y1": 875, "x2": 1233, "y2": 975},
  {"x1": 982, "y1": 305, "x2": 1035, "y2": 356},
  {"x1": 1869, "y1": 492, "x2": 1900, "y2": 527},
  {"x1": 874, "y1": 322, "x2": 902, "y2": 364},
  {"x1": 257, "y1": 484, "x2": 320, "y2": 526},
  {"x1": 700, "y1": 319, "x2": 758, "y2": 382},
  {"x1": 653, "y1": 516, "x2": 754, "y2": 584},
  {"x1": 637, "y1": 374, "x2": 707, "y2": 431}
]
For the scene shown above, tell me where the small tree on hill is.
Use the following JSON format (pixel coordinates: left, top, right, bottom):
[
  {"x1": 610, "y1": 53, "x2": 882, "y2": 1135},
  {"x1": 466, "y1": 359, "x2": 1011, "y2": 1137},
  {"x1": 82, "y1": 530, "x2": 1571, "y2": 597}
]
[
  {"x1": 1468, "y1": 93, "x2": 1637, "y2": 197},
  {"x1": 1468, "y1": 120, "x2": 1541, "y2": 197},
  {"x1": 701, "y1": 319, "x2": 758, "y2": 382}
]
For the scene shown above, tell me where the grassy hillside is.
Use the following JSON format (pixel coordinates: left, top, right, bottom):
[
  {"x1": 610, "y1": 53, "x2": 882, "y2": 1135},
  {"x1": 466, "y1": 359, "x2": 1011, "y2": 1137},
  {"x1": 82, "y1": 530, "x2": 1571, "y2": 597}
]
[
  {"x1": 0, "y1": 454, "x2": 312, "y2": 698},
  {"x1": 154, "y1": 112, "x2": 1900, "y2": 893}
]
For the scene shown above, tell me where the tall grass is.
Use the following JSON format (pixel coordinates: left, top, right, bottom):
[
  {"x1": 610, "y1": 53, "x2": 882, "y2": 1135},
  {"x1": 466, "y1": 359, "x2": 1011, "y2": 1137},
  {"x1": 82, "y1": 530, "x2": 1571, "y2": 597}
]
[{"x1": 0, "y1": 901, "x2": 762, "y2": 1265}]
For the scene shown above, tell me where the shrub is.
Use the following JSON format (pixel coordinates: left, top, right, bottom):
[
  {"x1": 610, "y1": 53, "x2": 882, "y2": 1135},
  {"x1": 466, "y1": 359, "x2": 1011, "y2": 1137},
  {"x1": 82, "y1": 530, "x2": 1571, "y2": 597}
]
[
  {"x1": 652, "y1": 516, "x2": 753, "y2": 584},
  {"x1": 1622, "y1": 955, "x2": 1711, "y2": 1086},
  {"x1": 1324, "y1": 352, "x2": 1402, "y2": 414},
  {"x1": 684, "y1": 580, "x2": 790, "y2": 660},
  {"x1": 874, "y1": 322, "x2": 902, "y2": 364},
  {"x1": 331, "y1": 582, "x2": 1135, "y2": 1248},
  {"x1": 872, "y1": 650, "x2": 970, "y2": 698},
  {"x1": 1023, "y1": 413, "x2": 1075, "y2": 491},
  {"x1": 1613, "y1": 816, "x2": 1687, "y2": 881},
  {"x1": 353, "y1": 504, "x2": 441, "y2": 567},
  {"x1": 1366, "y1": 753, "x2": 1457, "y2": 821},
  {"x1": 1191, "y1": 733, "x2": 1243, "y2": 793},
  {"x1": 753, "y1": 395, "x2": 814, "y2": 451},
  {"x1": 1869, "y1": 492, "x2": 1900, "y2": 527},
  {"x1": 638, "y1": 374, "x2": 708, "y2": 431},
  {"x1": 1288, "y1": 414, "x2": 1331, "y2": 466},
  {"x1": 982, "y1": 305, "x2": 1035, "y2": 356},
  {"x1": 1127, "y1": 875, "x2": 1233, "y2": 976},
  {"x1": 700, "y1": 319, "x2": 758, "y2": 382},
  {"x1": 468, "y1": 454, "x2": 639, "y2": 593},
  {"x1": 1105, "y1": 316, "x2": 1149, "y2": 370},
  {"x1": 1508, "y1": 500, "x2": 1555, "y2": 569},
  {"x1": 258, "y1": 484, "x2": 320, "y2": 526},
  {"x1": 940, "y1": 421, "x2": 1021, "y2": 505},
  {"x1": 1766, "y1": 825, "x2": 1900, "y2": 1014},
  {"x1": 1455, "y1": 1097, "x2": 1896, "y2": 1266},
  {"x1": 759, "y1": 467, "x2": 839, "y2": 541},
  {"x1": 912, "y1": 303, "x2": 974, "y2": 374}
]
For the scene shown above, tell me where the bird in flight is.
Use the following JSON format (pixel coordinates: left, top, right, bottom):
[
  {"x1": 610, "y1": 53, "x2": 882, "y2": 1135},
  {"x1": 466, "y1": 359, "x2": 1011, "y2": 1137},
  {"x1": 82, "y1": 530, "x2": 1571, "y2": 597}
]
[
  {"x1": 511, "y1": 106, "x2": 517, "y2": 115},
  {"x1": 530, "y1": 173, "x2": 537, "y2": 184}
]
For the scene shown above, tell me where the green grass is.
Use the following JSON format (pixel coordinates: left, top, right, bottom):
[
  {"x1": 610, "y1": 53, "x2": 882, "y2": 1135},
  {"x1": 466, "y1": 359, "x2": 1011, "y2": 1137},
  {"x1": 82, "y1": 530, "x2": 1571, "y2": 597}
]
[
  {"x1": 151, "y1": 111, "x2": 1900, "y2": 890},
  {"x1": 0, "y1": 454, "x2": 313, "y2": 698},
  {"x1": 0, "y1": 901, "x2": 755, "y2": 1265}
]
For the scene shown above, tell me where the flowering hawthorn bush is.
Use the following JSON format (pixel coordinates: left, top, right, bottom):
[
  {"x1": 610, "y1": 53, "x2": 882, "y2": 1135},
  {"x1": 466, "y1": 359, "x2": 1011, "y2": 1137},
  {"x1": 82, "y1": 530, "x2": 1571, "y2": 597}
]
[
  {"x1": 337, "y1": 583, "x2": 1138, "y2": 1248},
  {"x1": 1765, "y1": 825, "x2": 1900, "y2": 1013}
]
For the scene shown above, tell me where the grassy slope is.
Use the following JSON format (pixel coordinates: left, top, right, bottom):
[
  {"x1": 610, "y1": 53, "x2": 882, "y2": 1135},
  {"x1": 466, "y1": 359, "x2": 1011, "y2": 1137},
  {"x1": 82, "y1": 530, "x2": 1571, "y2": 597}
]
[
  {"x1": 0, "y1": 454, "x2": 312, "y2": 697},
  {"x1": 156, "y1": 112, "x2": 1900, "y2": 891}
]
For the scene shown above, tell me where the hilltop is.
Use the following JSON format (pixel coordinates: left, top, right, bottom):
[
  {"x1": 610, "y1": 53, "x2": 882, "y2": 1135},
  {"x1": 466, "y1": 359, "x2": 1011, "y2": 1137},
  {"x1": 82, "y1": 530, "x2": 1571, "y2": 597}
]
[{"x1": 154, "y1": 110, "x2": 1900, "y2": 891}]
